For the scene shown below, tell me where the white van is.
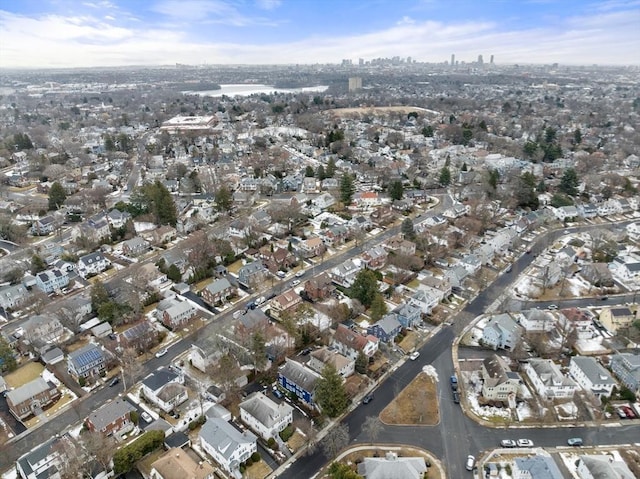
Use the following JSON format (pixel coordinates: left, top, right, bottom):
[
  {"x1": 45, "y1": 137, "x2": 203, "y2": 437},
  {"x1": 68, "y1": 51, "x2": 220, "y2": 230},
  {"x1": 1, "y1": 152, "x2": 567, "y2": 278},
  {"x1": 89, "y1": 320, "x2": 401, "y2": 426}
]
[{"x1": 465, "y1": 455, "x2": 475, "y2": 471}]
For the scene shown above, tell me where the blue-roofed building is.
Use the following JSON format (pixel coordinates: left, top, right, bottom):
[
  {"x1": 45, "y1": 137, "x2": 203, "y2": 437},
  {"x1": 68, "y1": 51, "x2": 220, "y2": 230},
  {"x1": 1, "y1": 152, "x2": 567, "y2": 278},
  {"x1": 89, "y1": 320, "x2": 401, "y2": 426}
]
[
  {"x1": 278, "y1": 359, "x2": 320, "y2": 406},
  {"x1": 394, "y1": 303, "x2": 422, "y2": 329},
  {"x1": 67, "y1": 343, "x2": 106, "y2": 379}
]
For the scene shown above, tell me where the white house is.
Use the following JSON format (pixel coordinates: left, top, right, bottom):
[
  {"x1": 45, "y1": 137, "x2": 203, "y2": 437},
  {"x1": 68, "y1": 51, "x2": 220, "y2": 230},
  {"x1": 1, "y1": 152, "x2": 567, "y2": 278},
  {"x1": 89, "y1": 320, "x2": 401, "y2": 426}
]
[
  {"x1": 481, "y1": 314, "x2": 522, "y2": 350},
  {"x1": 523, "y1": 358, "x2": 577, "y2": 399},
  {"x1": 569, "y1": 356, "x2": 616, "y2": 399},
  {"x1": 307, "y1": 346, "x2": 355, "y2": 378},
  {"x1": 77, "y1": 251, "x2": 110, "y2": 278},
  {"x1": 408, "y1": 286, "x2": 441, "y2": 315},
  {"x1": 35, "y1": 268, "x2": 69, "y2": 294},
  {"x1": 199, "y1": 418, "x2": 257, "y2": 474},
  {"x1": 239, "y1": 392, "x2": 293, "y2": 440},
  {"x1": 140, "y1": 368, "x2": 188, "y2": 413}
]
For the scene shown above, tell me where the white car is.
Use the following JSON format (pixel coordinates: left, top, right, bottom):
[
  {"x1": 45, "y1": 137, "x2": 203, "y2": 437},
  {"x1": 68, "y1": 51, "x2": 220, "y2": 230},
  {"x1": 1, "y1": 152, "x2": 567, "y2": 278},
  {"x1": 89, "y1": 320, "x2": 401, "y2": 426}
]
[
  {"x1": 517, "y1": 439, "x2": 534, "y2": 447},
  {"x1": 141, "y1": 411, "x2": 153, "y2": 423},
  {"x1": 500, "y1": 439, "x2": 516, "y2": 448},
  {"x1": 255, "y1": 296, "x2": 265, "y2": 305},
  {"x1": 409, "y1": 351, "x2": 420, "y2": 360},
  {"x1": 155, "y1": 348, "x2": 168, "y2": 358},
  {"x1": 295, "y1": 270, "x2": 305, "y2": 278},
  {"x1": 465, "y1": 455, "x2": 475, "y2": 471},
  {"x1": 291, "y1": 279, "x2": 301, "y2": 286},
  {"x1": 548, "y1": 304, "x2": 558, "y2": 310}
]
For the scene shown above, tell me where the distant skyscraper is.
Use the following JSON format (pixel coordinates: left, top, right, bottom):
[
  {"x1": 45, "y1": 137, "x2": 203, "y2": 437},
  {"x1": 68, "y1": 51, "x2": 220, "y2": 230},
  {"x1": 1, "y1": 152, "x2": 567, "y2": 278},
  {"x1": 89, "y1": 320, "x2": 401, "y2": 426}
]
[
  {"x1": 451, "y1": 54, "x2": 455, "y2": 66},
  {"x1": 359, "y1": 58, "x2": 364, "y2": 66},
  {"x1": 477, "y1": 54, "x2": 484, "y2": 65},
  {"x1": 348, "y1": 77, "x2": 362, "y2": 92},
  {"x1": 490, "y1": 54, "x2": 494, "y2": 64}
]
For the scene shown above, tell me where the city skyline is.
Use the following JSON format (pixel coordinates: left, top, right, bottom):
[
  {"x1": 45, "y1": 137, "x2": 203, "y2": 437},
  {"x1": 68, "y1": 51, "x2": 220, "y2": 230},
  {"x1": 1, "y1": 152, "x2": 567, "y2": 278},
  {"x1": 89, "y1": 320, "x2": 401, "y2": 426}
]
[{"x1": 1, "y1": 0, "x2": 639, "y2": 69}]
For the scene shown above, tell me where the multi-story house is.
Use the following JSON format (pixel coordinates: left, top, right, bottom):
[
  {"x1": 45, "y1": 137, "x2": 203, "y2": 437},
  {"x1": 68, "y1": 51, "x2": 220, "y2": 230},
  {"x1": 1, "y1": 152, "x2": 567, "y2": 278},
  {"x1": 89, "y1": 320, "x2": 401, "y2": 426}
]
[
  {"x1": 31, "y1": 216, "x2": 56, "y2": 236},
  {"x1": 367, "y1": 315, "x2": 402, "y2": 343},
  {"x1": 599, "y1": 307, "x2": 636, "y2": 333},
  {"x1": 331, "y1": 324, "x2": 379, "y2": 360},
  {"x1": 240, "y1": 392, "x2": 293, "y2": 441},
  {"x1": 35, "y1": 268, "x2": 69, "y2": 294},
  {"x1": 85, "y1": 398, "x2": 136, "y2": 439},
  {"x1": 393, "y1": 303, "x2": 422, "y2": 329},
  {"x1": 481, "y1": 314, "x2": 522, "y2": 350},
  {"x1": 308, "y1": 347, "x2": 355, "y2": 378},
  {"x1": 122, "y1": 237, "x2": 150, "y2": 257},
  {"x1": 77, "y1": 251, "x2": 110, "y2": 279},
  {"x1": 610, "y1": 352, "x2": 640, "y2": 393},
  {"x1": 105, "y1": 208, "x2": 132, "y2": 229},
  {"x1": 199, "y1": 418, "x2": 257, "y2": 474},
  {"x1": 201, "y1": 278, "x2": 235, "y2": 306},
  {"x1": 303, "y1": 272, "x2": 334, "y2": 301},
  {"x1": 120, "y1": 320, "x2": 158, "y2": 352},
  {"x1": 16, "y1": 436, "x2": 81, "y2": 479},
  {"x1": 514, "y1": 456, "x2": 564, "y2": 479},
  {"x1": 6, "y1": 377, "x2": 60, "y2": 420},
  {"x1": 408, "y1": 286, "x2": 442, "y2": 316},
  {"x1": 523, "y1": 358, "x2": 577, "y2": 399},
  {"x1": 150, "y1": 448, "x2": 215, "y2": 479},
  {"x1": 78, "y1": 215, "x2": 111, "y2": 243},
  {"x1": 384, "y1": 236, "x2": 416, "y2": 256},
  {"x1": 330, "y1": 258, "x2": 364, "y2": 288},
  {"x1": 269, "y1": 290, "x2": 303, "y2": 320},
  {"x1": 569, "y1": 356, "x2": 616, "y2": 399},
  {"x1": 21, "y1": 315, "x2": 65, "y2": 349},
  {"x1": 360, "y1": 245, "x2": 388, "y2": 270},
  {"x1": 0, "y1": 283, "x2": 29, "y2": 310},
  {"x1": 481, "y1": 354, "x2": 521, "y2": 401},
  {"x1": 237, "y1": 261, "x2": 268, "y2": 289},
  {"x1": 67, "y1": 343, "x2": 106, "y2": 379},
  {"x1": 162, "y1": 301, "x2": 198, "y2": 329},
  {"x1": 297, "y1": 237, "x2": 325, "y2": 259},
  {"x1": 278, "y1": 358, "x2": 321, "y2": 406},
  {"x1": 140, "y1": 368, "x2": 188, "y2": 413},
  {"x1": 228, "y1": 218, "x2": 252, "y2": 239}
]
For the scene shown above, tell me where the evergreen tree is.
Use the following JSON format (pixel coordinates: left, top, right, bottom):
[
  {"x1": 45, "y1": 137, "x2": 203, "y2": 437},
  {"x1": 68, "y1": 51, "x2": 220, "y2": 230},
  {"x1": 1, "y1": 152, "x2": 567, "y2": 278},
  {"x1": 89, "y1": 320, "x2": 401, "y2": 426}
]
[
  {"x1": 401, "y1": 217, "x2": 415, "y2": 239},
  {"x1": 560, "y1": 168, "x2": 579, "y2": 197},
  {"x1": 369, "y1": 293, "x2": 387, "y2": 321},
  {"x1": 167, "y1": 264, "x2": 181, "y2": 282},
  {"x1": 0, "y1": 336, "x2": 17, "y2": 372},
  {"x1": 339, "y1": 173, "x2": 355, "y2": 205},
  {"x1": 315, "y1": 364, "x2": 348, "y2": 417},
  {"x1": 350, "y1": 269, "x2": 379, "y2": 308},
  {"x1": 573, "y1": 128, "x2": 582, "y2": 145},
  {"x1": 305, "y1": 165, "x2": 315, "y2": 177},
  {"x1": 516, "y1": 172, "x2": 539, "y2": 209},
  {"x1": 48, "y1": 181, "x2": 67, "y2": 210},
  {"x1": 439, "y1": 166, "x2": 451, "y2": 186},
  {"x1": 388, "y1": 180, "x2": 404, "y2": 201},
  {"x1": 149, "y1": 181, "x2": 177, "y2": 226},
  {"x1": 326, "y1": 157, "x2": 336, "y2": 177},
  {"x1": 316, "y1": 164, "x2": 326, "y2": 180},
  {"x1": 355, "y1": 352, "x2": 368, "y2": 374},
  {"x1": 421, "y1": 125, "x2": 434, "y2": 137}
]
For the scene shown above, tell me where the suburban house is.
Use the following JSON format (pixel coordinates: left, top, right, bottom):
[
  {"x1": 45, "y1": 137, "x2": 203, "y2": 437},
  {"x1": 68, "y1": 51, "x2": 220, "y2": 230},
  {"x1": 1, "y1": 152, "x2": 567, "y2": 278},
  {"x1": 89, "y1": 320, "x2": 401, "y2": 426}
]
[
  {"x1": 576, "y1": 454, "x2": 636, "y2": 479},
  {"x1": 303, "y1": 272, "x2": 334, "y2": 301},
  {"x1": 384, "y1": 236, "x2": 416, "y2": 256},
  {"x1": 599, "y1": 307, "x2": 636, "y2": 333},
  {"x1": 278, "y1": 358, "x2": 321, "y2": 406},
  {"x1": 330, "y1": 258, "x2": 364, "y2": 288},
  {"x1": 237, "y1": 261, "x2": 268, "y2": 289},
  {"x1": 408, "y1": 287, "x2": 442, "y2": 316},
  {"x1": 308, "y1": 347, "x2": 355, "y2": 378},
  {"x1": 201, "y1": 278, "x2": 235, "y2": 306},
  {"x1": 21, "y1": 315, "x2": 65, "y2": 350},
  {"x1": 67, "y1": 343, "x2": 106, "y2": 379},
  {"x1": 523, "y1": 358, "x2": 577, "y2": 399},
  {"x1": 35, "y1": 268, "x2": 70, "y2": 294},
  {"x1": 199, "y1": 417, "x2": 257, "y2": 475},
  {"x1": 331, "y1": 324, "x2": 379, "y2": 360},
  {"x1": 120, "y1": 320, "x2": 158, "y2": 352},
  {"x1": 78, "y1": 216, "x2": 111, "y2": 243},
  {"x1": 16, "y1": 435, "x2": 85, "y2": 479},
  {"x1": 610, "y1": 353, "x2": 640, "y2": 393},
  {"x1": 481, "y1": 314, "x2": 522, "y2": 350},
  {"x1": 514, "y1": 456, "x2": 564, "y2": 479},
  {"x1": 269, "y1": 290, "x2": 303, "y2": 319},
  {"x1": 6, "y1": 377, "x2": 60, "y2": 420},
  {"x1": 147, "y1": 225, "x2": 177, "y2": 245},
  {"x1": 122, "y1": 236, "x2": 150, "y2": 257},
  {"x1": 393, "y1": 303, "x2": 422, "y2": 329},
  {"x1": 367, "y1": 315, "x2": 402, "y2": 343},
  {"x1": 569, "y1": 356, "x2": 616, "y2": 399},
  {"x1": 77, "y1": 251, "x2": 110, "y2": 279},
  {"x1": 140, "y1": 368, "x2": 188, "y2": 413},
  {"x1": 150, "y1": 448, "x2": 215, "y2": 479},
  {"x1": 558, "y1": 308, "x2": 595, "y2": 339},
  {"x1": 360, "y1": 245, "x2": 388, "y2": 270},
  {"x1": 357, "y1": 451, "x2": 427, "y2": 479},
  {"x1": 0, "y1": 283, "x2": 29, "y2": 310},
  {"x1": 31, "y1": 216, "x2": 56, "y2": 236},
  {"x1": 480, "y1": 354, "x2": 521, "y2": 401},
  {"x1": 516, "y1": 309, "x2": 556, "y2": 332},
  {"x1": 105, "y1": 208, "x2": 132, "y2": 229},
  {"x1": 298, "y1": 237, "x2": 325, "y2": 258},
  {"x1": 85, "y1": 398, "x2": 137, "y2": 439},
  {"x1": 239, "y1": 391, "x2": 293, "y2": 440},
  {"x1": 162, "y1": 301, "x2": 198, "y2": 329}
]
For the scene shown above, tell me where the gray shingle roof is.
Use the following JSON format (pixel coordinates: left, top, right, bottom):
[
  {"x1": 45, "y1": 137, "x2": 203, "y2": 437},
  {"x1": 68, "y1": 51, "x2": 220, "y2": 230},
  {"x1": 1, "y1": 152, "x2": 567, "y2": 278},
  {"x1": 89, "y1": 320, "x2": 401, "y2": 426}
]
[
  {"x1": 6, "y1": 377, "x2": 56, "y2": 405},
  {"x1": 199, "y1": 418, "x2": 257, "y2": 462},
  {"x1": 142, "y1": 368, "x2": 179, "y2": 392},
  {"x1": 87, "y1": 398, "x2": 135, "y2": 430}
]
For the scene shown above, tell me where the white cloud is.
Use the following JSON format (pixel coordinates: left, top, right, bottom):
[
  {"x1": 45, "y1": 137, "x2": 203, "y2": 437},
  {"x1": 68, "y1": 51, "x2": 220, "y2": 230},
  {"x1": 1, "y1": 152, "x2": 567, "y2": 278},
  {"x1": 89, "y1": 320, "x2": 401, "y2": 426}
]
[
  {"x1": 255, "y1": 0, "x2": 281, "y2": 10},
  {"x1": 151, "y1": 0, "x2": 279, "y2": 26},
  {"x1": 0, "y1": 7, "x2": 638, "y2": 68}
]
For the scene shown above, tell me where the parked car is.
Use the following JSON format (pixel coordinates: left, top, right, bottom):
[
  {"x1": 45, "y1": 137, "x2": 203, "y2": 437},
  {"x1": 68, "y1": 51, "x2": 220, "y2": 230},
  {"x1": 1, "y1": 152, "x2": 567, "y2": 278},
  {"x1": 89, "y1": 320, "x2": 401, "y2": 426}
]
[
  {"x1": 517, "y1": 439, "x2": 534, "y2": 447},
  {"x1": 452, "y1": 391, "x2": 460, "y2": 404},
  {"x1": 362, "y1": 394, "x2": 374, "y2": 404},
  {"x1": 567, "y1": 438, "x2": 583, "y2": 446},
  {"x1": 291, "y1": 279, "x2": 301, "y2": 286},
  {"x1": 276, "y1": 271, "x2": 286, "y2": 278},
  {"x1": 272, "y1": 389, "x2": 284, "y2": 399},
  {"x1": 255, "y1": 296, "x2": 266, "y2": 305},
  {"x1": 141, "y1": 411, "x2": 153, "y2": 423},
  {"x1": 465, "y1": 455, "x2": 475, "y2": 471},
  {"x1": 409, "y1": 351, "x2": 420, "y2": 360},
  {"x1": 108, "y1": 377, "x2": 120, "y2": 387},
  {"x1": 500, "y1": 439, "x2": 516, "y2": 448},
  {"x1": 295, "y1": 270, "x2": 305, "y2": 278},
  {"x1": 548, "y1": 304, "x2": 558, "y2": 310},
  {"x1": 155, "y1": 348, "x2": 168, "y2": 358},
  {"x1": 450, "y1": 375, "x2": 458, "y2": 387}
]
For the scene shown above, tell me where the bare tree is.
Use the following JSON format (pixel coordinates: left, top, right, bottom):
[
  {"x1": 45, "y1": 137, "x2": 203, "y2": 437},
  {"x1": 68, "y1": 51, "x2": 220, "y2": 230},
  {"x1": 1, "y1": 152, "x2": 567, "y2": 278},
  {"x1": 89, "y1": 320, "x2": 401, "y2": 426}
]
[
  {"x1": 321, "y1": 423, "x2": 349, "y2": 460},
  {"x1": 292, "y1": 418, "x2": 318, "y2": 455},
  {"x1": 55, "y1": 306, "x2": 83, "y2": 335},
  {"x1": 362, "y1": 416, "x2": 382, "y2": 444},
  {"x1": 80, "y1": 431, "x2": 115, "y2": 472},
  {"x1": 120, "y1": 347, "x2": 142, "y2": 390}
]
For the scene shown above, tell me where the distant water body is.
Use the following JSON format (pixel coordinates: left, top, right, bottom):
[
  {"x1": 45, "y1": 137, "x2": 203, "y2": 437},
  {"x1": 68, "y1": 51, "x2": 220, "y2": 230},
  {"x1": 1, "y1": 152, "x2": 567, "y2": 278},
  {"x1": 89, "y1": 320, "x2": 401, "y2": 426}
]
[{"x1": 184, "y1": 84, "x2": 329, "y2": 97}]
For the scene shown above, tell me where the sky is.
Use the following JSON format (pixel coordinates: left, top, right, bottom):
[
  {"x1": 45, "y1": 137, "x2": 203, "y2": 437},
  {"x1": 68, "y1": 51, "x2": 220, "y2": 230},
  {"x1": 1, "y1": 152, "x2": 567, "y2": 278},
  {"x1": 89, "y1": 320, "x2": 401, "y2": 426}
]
[{"x1": 0, "y1": 0, "x2": 639, "y2": 68}]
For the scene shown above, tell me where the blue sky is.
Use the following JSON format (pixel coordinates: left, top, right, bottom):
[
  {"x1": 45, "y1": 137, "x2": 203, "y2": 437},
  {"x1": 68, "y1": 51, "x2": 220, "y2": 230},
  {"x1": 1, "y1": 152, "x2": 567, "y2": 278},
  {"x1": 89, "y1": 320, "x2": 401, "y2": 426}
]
[{"x1": 1, "y1": 0, "x2": 639, "y2": 68}]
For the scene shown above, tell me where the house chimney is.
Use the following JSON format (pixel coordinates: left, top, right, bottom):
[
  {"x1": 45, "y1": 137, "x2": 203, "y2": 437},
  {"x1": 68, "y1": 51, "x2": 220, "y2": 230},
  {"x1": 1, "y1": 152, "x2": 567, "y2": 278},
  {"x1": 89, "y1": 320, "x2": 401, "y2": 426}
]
[{"x1": 175, "y1": 453, "x2": 180, "y2": 458}]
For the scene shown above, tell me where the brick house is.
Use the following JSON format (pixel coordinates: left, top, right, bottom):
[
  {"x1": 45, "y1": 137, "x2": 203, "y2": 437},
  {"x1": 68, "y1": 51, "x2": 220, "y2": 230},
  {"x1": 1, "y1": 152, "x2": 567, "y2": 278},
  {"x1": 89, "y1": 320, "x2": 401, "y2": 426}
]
[
  {"x1": 85, "y1": 398, "x2": 136, "y2": 439},
  {"x1": 6, "y1": 377, "x2": 60, "y2": 420},
  {"x1": 201, "y1": 278, "x2": 235, "y2": 306},
  {"x1": 303, "y1": 272, "x2": 334, "y2": 301},
  {"x1": 269, "y1": 290, "x2": 303, "y2": 320},
  {"x1": 360, "y1": 245, "x2": 388, "y2": 270},
  {"x1": 120, "y1": 320, "x2": 158, "y2": 352}
]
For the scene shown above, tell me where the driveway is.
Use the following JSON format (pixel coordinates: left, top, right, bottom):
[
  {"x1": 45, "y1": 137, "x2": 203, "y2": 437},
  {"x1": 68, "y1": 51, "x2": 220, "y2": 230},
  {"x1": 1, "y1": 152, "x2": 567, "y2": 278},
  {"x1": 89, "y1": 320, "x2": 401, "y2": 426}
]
[{"x1": 0, "y1": 395, "x2": 27, "y2": 436}]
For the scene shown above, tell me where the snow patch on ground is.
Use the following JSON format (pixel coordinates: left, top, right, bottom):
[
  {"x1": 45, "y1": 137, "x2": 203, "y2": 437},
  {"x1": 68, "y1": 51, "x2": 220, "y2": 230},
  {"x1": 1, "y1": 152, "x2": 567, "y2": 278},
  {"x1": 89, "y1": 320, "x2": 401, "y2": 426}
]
[
  {"x1": 515, "y1": 402, "x2": 534, "y2": 421},
  {"x1": 422, "y1": 365, "x2": 438, "y2": 381},
  {"x1": 575, "y1": 336, "x2": 608, "y2": 354},
  {"x1": 555, "y1": 401, "x2": 578, "y2": 420},
  {"x1": 465, "y1": 370, "x2": 511, "y2": 420}
]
